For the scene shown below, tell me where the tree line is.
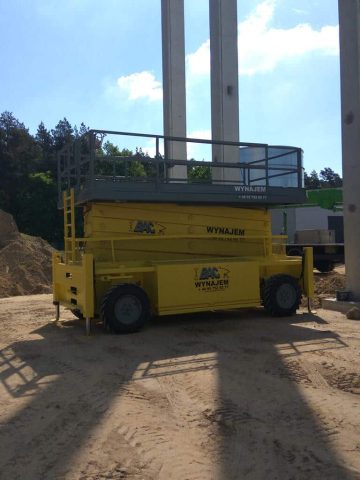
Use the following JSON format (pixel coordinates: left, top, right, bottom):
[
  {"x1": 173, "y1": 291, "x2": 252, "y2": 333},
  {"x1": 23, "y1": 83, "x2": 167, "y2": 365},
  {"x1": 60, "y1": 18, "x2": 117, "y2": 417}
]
[
  {"x1": 304, "y1": 168, "x2": 342, "y2": 189},
  {"x1": 0, "y1": 112, "x2": 82, "y2": 246},
  {"x1": 0, "y1": 111, "x2": 343, "y2": 247}
]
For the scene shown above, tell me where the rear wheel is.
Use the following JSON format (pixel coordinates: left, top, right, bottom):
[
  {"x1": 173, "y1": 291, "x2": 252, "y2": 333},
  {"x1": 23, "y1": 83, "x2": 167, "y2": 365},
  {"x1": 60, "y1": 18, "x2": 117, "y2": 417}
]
[
  {"x1": 100, "y1": 284, "x2": 150, "y2": 333},
  {"x1": 263, "y1": 274, "x2": 301, "y2": 317}
]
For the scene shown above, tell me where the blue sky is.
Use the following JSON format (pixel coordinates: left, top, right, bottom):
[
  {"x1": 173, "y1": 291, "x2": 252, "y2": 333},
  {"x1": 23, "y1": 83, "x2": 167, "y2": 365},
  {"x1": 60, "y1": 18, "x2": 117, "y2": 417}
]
[{"x1": 0, "y1": 0, "x2": 341, "y2": 173}]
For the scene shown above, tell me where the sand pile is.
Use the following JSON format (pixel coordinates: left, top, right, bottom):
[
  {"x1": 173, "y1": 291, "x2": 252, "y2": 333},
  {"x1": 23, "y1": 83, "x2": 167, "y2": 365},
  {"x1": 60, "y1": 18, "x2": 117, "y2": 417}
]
[{"x1": 0, "y1": 210, "x2": 54, "y2": 297}]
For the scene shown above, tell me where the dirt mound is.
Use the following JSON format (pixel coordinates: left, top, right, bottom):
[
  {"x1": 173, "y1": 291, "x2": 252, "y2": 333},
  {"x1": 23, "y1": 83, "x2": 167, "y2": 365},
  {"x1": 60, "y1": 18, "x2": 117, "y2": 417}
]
[
  {"x1": 310, "y1": 269, "x2": 346, "y2": 308},
  {"x1": 0, "y1": 233, "x2": 54, "y2": 298},
  {"x1": 0, "y1": 209, "x2": 19, "y2": 248}
]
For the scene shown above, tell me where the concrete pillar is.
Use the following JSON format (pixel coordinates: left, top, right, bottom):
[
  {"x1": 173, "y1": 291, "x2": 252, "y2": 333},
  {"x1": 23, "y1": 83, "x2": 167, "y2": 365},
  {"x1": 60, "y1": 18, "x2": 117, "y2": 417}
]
[
  {"x1": 161, "y1": 0, "x2": 187, "y2": 180},
  {"x1": 209, "y1": 0, "x2": 240, "y2": 182},
  {"x1": 338, "y1": 0, "x2": 360, "y2": 300}
]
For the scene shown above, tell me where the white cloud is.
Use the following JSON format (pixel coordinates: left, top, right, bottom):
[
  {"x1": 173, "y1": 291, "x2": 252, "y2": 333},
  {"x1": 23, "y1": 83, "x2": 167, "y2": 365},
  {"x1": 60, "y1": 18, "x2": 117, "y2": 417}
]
[
  {"x1": 116, "y1": 71, "x2": 163, "y2": 102},
  {"x1": 188, "y1": 129, "x2": 211, "y2": 140},
  {"x1": 186, "y1": 0, "x2": 339, "y2": 77},
  {"x1": 186, "y1": 40, "x2": 211, "y2": 77}
]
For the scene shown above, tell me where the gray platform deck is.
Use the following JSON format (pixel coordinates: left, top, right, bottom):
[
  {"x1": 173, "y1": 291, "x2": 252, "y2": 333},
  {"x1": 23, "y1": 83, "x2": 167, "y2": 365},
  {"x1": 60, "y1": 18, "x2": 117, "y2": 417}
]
[{"x1": 74, "y1": 181, "x2": 306, "y2": 206}]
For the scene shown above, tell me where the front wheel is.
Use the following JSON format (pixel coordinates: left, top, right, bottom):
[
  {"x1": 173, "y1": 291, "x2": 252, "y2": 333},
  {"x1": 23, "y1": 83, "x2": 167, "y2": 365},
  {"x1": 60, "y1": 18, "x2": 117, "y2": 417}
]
[
  {"x1": 262, "y1": 274, "x2": 301, "y2": 317},
  {"x1": 100, "y1": 284, "x2": 150, "y2": 333}
]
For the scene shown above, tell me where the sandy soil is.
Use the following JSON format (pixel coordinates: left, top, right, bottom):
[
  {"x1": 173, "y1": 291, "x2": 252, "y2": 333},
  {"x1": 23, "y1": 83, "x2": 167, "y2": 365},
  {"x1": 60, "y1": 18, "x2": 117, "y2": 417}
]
[
  {"x1": 0, "y1": 234, "x2": 53, "y2": 298},
  {"x1": 335, "y1": 264, "x2": 346, "y2": 275},
  {"x1": 0, "y1": 295, "x2": 359, "y2": 480}
]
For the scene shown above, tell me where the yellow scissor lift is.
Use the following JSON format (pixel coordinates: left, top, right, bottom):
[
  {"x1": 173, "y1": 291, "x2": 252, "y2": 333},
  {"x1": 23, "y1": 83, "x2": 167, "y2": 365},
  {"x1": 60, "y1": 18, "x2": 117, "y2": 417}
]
[{"x1": 53, "y1": 130, "x2": 314, "y2": 334}]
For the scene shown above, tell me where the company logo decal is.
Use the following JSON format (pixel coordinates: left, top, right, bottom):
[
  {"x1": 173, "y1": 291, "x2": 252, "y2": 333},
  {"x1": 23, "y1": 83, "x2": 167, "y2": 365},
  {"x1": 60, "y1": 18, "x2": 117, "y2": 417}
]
[
  {"x1": 234, "y1": 185, "x2": 267, "y2": 201},
  {"x1": 194, "y1": 266, "x2": 230, "y2": 292},
  {"x1": 234, "y1": 186, "x2": 266, "y2": 193},
  {"x1": 129, "y1": 220, "x2": 166, "y2": 235},
  {"x1": 206, "y1": 226, "x2": 245, "y2": 236}
]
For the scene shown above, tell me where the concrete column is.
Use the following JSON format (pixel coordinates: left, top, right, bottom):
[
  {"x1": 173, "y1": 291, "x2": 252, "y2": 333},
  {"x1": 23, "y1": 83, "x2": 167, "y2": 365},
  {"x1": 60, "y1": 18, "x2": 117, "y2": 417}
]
[
  {"x1": 161, "y1": 0, "x2": 187, "y2": 180},
  {"x1": 338, "y1": 0, "x2": 360, "y2": 300},
  {"x1": 209, "y1": 0, "x2": 240, "y2": 182}
]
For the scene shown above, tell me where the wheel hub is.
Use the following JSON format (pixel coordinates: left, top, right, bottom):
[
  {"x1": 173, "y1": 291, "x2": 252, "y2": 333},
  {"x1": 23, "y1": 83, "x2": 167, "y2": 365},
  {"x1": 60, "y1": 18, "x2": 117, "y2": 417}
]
[
  {"x1": 114, "y1": 295, "x2": 142, "y2": 325},
  {"x1": 276, "y1": 283, "x2": 296, "y2": 309}
]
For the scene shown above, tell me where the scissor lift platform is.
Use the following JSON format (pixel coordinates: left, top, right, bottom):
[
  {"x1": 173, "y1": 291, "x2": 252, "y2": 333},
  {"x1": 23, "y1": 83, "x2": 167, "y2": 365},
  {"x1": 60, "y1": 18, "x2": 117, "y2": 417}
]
[
  {"x1": 53, "y1": 130, "x2": 313, "y2": 334},
  {"x1": 57, "y1": 130, "x2": 306, "y2": 207}
]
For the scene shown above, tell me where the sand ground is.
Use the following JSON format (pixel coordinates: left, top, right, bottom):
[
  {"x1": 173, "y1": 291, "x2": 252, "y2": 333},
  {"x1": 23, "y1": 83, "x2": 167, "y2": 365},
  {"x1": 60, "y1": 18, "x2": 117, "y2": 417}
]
[{"x1": 0, "y1": 294, "x2": 359, "y2": 480}]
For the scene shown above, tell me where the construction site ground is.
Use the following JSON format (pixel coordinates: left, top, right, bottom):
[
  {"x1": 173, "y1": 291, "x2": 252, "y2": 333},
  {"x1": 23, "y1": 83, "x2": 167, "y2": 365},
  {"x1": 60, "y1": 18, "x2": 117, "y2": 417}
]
[{"x1": 0, "y1": 291, "x2": 359, "y2": 480}]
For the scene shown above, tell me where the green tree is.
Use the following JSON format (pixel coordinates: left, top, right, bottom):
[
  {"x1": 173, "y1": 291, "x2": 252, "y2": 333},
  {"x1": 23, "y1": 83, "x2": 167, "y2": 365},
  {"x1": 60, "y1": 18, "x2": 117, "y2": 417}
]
[
  {"x1": 51, "y1": 117, "x2": 74, "y2": 150},
  {"x1": 97, "y1": 141, "x2": 146, "y2": 177},
  {"x1": 319, "y1": 167, "x2": 342, "y2": 188},
  {"x1": 188, "y1": 163, "x2": 212, "y2": 183},
  {"x1": 13, "y1": 172, "x2": 63, "y2": 245},
  {"x1": 304, "y1": 168, "x2": 342, "y2": 189},
  {"x1": 304, "y1": 170, "x2": 321, "y2": 189},
  {"x1": 0, "y1": 111, "x2": 41, "y2": 211},
  {"x1": 36, "y1": 121, "x2": 54, "y2": 173},
  {"x1": 36, "y1": 121, "x2": 53, "y2": 151}
]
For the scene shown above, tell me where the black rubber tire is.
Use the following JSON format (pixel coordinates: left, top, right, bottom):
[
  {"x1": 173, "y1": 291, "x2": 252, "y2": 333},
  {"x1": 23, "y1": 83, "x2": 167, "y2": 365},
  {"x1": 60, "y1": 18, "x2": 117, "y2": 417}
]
[
  {"x1": 71, "y1": 309, "x2": 84, "y2": 320},
  {"x1": 100, "y1": 284, "x2": 150, "y2": 333},
  {"x1": 263, "y1": 274, "x2": 301, "y2": 317},
  {"x1": 314, "y1": 261, "x2": 334, "y2": 273}
]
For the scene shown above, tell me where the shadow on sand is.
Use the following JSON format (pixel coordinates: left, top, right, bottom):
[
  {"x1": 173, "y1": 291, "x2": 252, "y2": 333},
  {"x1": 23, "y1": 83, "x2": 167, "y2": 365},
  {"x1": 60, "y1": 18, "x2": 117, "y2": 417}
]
[{"x1": 0, "y1": 306, "x2": 356, "y2": 479}]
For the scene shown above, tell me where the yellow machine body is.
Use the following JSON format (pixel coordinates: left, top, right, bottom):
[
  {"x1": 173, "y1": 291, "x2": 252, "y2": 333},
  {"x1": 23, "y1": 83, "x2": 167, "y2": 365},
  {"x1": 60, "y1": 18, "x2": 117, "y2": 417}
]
[{"x1": 53, "y1": 194, "x2": 313, "y2": 319}]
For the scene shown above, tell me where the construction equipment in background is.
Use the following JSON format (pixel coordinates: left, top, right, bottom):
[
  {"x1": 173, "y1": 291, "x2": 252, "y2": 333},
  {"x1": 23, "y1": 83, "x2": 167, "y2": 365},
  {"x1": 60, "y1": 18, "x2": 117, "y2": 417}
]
[
  {"x1": 272, "y1": 188, "x2": 344, "y2": 272},
  {"x1": 52, "y1": 130, "x2": 313, "y2": 334},
  {"x1": 306, "y1": 188, "x2": 343, "y2": 212}
]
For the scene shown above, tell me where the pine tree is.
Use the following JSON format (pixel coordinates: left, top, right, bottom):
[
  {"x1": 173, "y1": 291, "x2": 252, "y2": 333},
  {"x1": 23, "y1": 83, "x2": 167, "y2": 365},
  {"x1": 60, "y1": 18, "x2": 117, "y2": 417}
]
[
  {"x1": 51, "y1": 117, "x2": 74, "y2": 150},
  {"x1": 36, "y1": 121, "x2": 54, "y2": 173}
]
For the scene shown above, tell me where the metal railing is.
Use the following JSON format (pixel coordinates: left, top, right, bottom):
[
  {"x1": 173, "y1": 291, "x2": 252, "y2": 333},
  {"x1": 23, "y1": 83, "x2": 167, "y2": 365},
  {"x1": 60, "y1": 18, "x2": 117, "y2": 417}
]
[{"x1": 57, "y1": 130, "x2": 304, "y2": 202}]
